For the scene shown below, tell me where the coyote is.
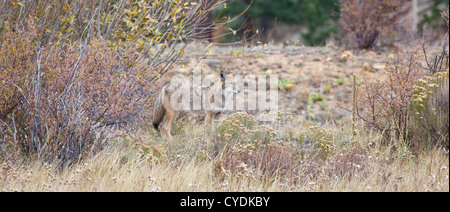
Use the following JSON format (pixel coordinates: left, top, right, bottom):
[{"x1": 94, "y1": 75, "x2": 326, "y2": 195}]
[{"x1": 152, "y1": 71, "x2": 241, "y2": 140}]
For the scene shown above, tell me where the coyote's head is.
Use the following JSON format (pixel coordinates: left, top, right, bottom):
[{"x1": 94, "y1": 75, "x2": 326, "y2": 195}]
[{"x1": 219, "y1": 70, "x2": 241, "y2": 95}]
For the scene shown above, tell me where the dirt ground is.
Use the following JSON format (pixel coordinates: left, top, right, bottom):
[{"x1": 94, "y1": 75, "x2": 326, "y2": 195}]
[{"x1": 161, "y1": 43, "x2": 396, "y2": 123}]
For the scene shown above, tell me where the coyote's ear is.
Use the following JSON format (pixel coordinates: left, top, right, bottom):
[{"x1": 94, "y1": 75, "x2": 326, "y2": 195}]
[{"x1": 220, "y1": 70, "x2": 226, "y2": 80}]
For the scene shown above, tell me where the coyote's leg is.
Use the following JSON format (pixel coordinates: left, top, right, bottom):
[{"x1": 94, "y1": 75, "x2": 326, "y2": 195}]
[
  {"x1": 213, "y1": 113, "x2": 221, "y2": 125},
  {"x1": 205, "y1": 111, "x2": 213, "y2": 126},
  {"x1": 159, "y1": 119, "x2": 168, "y2": 138},
  {"x1": 162, "y1": 110, "x2": 178, "y2": 140}
]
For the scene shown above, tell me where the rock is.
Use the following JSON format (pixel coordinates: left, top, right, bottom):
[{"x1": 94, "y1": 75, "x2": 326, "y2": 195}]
[
  {"x1": 340, "y1": 50, "x2": 353, "y2": 60},
  {"x1": 260, "y1": 65, "x2": 269, "y2": 71},
  {"x1": 335, "y1": 91, "x2": 343, "y2": 100},
  {"x1": 294, "y1": 62, "x2": 304, "y2": 68},
  {"x1": 320, "y1": 48, "x2": 331, "y2": 55},
  {"x1": 365, "y1": 51, "x2": 377, "y2": 58},
  {"x1": 372, "y1": 63, "x2": 385, "y2": 71},
  {"x1": 273, "y1": 62, "x2": 283, "y2": 69},
  {"x1": 206, "y1": 59, "x2": 220, "y2": 70},
  {"x1": 363, "y1": 62, "x2": 372, "y2": 72}
]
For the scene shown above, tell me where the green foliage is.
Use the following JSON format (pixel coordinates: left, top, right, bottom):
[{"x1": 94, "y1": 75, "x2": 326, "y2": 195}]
[
  {"x1": 277, "y1": 79, "x2": 295, "y2": 90},
  {"x1": 335, "y1": 77, "x2": 346, "y2": 85},
  {"x1": 219, "y1": 0, "x2": 339, "y2": 45},
  {"x1": 420, "y1": 0, "x2": 450, "y2": 30},
  {"x1": 299, "y1": 0, "x2": 339, "y2": 46},
  {"x1": 222, "y1": 0, "x2": 303, "y2": 25},
  {"x1": 306, "y1": 92, "x2": 324, "y2": 122}
]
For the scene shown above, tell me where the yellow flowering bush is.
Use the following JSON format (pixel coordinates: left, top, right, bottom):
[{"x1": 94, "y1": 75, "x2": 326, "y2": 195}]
[
  {"x1": 410, "y1": 70, "x2": 449, "y2": 147},
  {"x1": 297, "y1": 124, "x2": 336, "y2": 158},
  {"x1": 215, "y1": 112, "x2": 276, "y2": 144}
]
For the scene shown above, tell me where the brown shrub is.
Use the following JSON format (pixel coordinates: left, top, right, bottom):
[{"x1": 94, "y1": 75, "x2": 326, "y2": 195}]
[
  {"x1": 0, "y1": 0, "x2": 231, "y2": 81},
  {"x1": 354, "y1": 8, "x2": 449, "y2": 148},
  {"x1": 214, "y1": 141, "x2": 300, "y2": 183},
  {"x1": 0, "y1": 1, "x2": 234, "y2": 165},
  {"x1": 355, "y1": 46, "x2": 424, "y2": 140},
  {"x1": 0, "y1": 19, "x2": 158, "y2": 165},
  {"x1": 339, "y1": 0, "x2": 402, "y2": 49},
  {"x1": 325, "y1": 146, "x2": 368, "y2": 180}
]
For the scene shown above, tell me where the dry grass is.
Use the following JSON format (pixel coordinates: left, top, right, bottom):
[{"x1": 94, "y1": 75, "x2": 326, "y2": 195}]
[
  {"x1": 1, "y1": 113, "x2": 448, "y2": 192},
  {"x1": 1, "y1": 2, "x2": 448, "y2": 193}
]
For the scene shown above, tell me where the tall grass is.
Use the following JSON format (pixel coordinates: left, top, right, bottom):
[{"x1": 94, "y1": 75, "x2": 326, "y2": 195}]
[{"x1": 1, "y1": 113, "x2": 448, "y2": 192}]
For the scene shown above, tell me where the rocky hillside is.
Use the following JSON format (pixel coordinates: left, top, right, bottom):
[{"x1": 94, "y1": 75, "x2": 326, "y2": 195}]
[{"x1": 162, "y1": 43, "x2": 396, "y2": 123}]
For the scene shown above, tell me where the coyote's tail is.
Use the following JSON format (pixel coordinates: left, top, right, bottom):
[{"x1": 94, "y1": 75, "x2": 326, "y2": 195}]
[{"x1": 152, "y1": 87, "x2": 166, "y2": 130}]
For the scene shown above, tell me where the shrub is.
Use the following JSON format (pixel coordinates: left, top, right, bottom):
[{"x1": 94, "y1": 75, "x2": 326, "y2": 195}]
[
  {"x1": 138, "y1": 140, "x2": 168, "y2": 165},
  {"x1": 325, "y1": 146, "x2": 368, "y2": 180},
  {"x1": 0, "y1": 19, "x2": 159, "y2": 165},
  {"x1": 220, "y1": 0, "x2": 340, "y2": 45},
  {"x1": 339, "y1": 0, "x2": 402, "y2": 49},
  {"x1": 213, "y1": 112, "x2": 300, "y2": 182},
  {"x1": 354, "y1": 45, "x2": 424, "y2": 143},
  {"x1": 215, "y1": 112, "x2": 276, "y2": 144},
  {"x1": 0, "y1": 18, "x2": 35, "y2": 124},
  {"x1": 300, "y1": 0, "x2": 339, "y2": 46},
  {"x1": 297, "y1": 124, "x2": 336, "y2": 159},
  {"x1": 354, "y1": 8, "x2": 449, "y2": 149},
  {"x1": 0, "y1": 1, "x2": 233, "y2": 166},
  {"x1": 0, "y1": 0, "x2": 226, "y2": 79},
  {"x1": 214, "y1": 141, "x2": 300, "y2": 183},
  {"x1": 410, "y1": 71, "x2": 449, "y2": 148}
]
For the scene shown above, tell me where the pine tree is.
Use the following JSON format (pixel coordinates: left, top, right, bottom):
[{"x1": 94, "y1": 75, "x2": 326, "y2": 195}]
[
  {"x1": 220, "y1": 0, "x2": 339, "y2": 45},
  {"x1": 300, "y1": 0, "x2": 340, "y2": 46}
]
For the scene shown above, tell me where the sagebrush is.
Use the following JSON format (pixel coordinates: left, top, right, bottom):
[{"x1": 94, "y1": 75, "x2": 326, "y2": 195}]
[{"x1": 0, "y1": 0, "x2": 231, "y2": 165}]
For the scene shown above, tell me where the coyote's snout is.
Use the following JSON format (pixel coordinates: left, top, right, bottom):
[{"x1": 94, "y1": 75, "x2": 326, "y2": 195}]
[{"x1": 152, "y1": 71, "x2": 241, "y2": 140}]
